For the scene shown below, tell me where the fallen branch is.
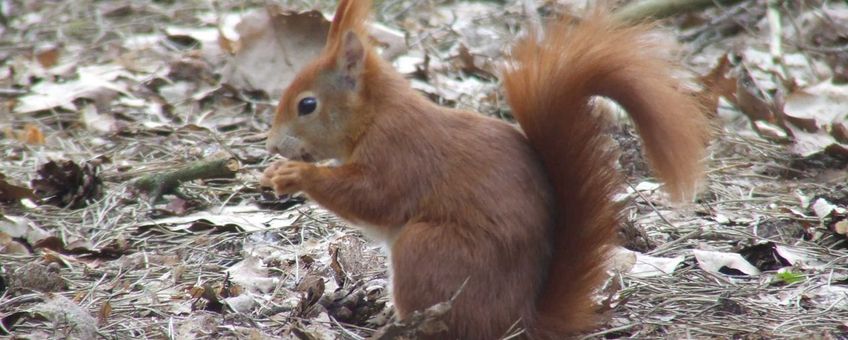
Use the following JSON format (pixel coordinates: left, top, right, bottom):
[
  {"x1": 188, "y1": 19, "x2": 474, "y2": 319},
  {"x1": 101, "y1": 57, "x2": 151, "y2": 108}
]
[{"x1": 134, "y1": 156, "x2": 240, "y2": 201}]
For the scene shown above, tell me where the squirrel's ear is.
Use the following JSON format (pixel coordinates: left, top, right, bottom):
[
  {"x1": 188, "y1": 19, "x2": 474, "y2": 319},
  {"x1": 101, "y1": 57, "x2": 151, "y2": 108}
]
[{"x1": 336, "y1": 30, "x2": 365, "y2": 88}]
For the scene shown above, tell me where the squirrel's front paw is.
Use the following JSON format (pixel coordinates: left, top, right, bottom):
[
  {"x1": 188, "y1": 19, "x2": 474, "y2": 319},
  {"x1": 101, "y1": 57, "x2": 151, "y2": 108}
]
[{"x1": 260, "y1": 160, "x2": 315, "y2": 195}]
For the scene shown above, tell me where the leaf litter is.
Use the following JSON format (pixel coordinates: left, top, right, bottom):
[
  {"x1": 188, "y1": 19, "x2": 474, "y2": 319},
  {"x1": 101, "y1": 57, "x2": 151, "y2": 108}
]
[{"x1": 1, "y1": 0, "x2": 848, "y2": 339}]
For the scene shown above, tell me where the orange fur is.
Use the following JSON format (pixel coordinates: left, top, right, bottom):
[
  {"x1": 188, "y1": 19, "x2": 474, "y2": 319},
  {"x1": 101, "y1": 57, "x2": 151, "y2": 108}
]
[
  {"x1": 326, "y1": 0, "x2": 370, "y2": 48},
  {"x1": 262, "y1": 2, "x2": 709, "y2": 338},
  {"x1": 502, "y1": 11, "x2": 708, "y2": 336}
]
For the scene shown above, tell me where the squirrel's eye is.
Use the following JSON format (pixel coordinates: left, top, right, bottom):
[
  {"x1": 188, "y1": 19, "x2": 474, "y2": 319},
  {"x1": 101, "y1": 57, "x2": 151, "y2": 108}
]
[{"x1": 297, "y1": 97, "x2": 318, "y2": 116}]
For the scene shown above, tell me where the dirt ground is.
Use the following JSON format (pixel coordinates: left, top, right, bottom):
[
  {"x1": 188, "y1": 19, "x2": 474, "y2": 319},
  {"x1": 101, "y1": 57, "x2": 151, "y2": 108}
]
[{"x1": 1, "y1": 0, "x2": 847, "y2": 339}]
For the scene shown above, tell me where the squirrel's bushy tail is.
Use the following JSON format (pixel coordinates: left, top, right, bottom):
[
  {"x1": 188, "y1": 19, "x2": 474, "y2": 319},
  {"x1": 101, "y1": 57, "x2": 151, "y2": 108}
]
[{"x1": 502, "y1": 11, "x2": 709, "y2": 336}]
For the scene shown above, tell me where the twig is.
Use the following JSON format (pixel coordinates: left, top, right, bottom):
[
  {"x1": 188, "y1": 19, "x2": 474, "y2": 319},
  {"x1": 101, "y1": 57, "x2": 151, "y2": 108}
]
[
  {"x1": 581, "y1": 323, "x2": 639, "y2": 339},
  {"x1": 133, "y1": 156, "x2": 240, "y2": 201},
  {"x1": 626, "y1": 181, "x2": 678, "y2": 230},
  {"x1": 766, "y1": 0, "x2": 786, "y2": 76}
]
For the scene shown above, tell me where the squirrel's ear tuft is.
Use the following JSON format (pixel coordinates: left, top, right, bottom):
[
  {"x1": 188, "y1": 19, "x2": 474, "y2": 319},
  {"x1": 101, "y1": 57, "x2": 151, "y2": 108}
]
[
  {"x1": 336, "y1": 30, "x2": 365, "y2": 88},
  {"x1": 327, "y1": 0, "x2": 371, "y2": 48}
]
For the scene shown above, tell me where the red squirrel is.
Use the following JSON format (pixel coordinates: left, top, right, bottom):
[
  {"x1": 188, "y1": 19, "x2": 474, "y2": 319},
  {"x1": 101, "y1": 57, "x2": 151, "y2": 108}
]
[{"x1": 260, "y1": 0, "x2": 708, "y2": 338}]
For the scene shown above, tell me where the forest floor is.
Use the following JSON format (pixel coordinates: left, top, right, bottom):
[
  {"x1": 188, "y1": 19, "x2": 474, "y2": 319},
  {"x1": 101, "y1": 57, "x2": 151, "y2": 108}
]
[{"x1": 1, "y1": 0, "x2": 847, "y2": 339}]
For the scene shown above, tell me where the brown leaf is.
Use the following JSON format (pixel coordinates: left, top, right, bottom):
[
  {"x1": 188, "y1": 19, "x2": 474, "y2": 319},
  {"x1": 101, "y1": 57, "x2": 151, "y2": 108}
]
[
  {"x1": 99, "y1": 3, "x2": 135, "y2": 17},
  {"x1": 0, "y1": 232, "x2": 29, "y2": 255},
  {"x1": 294, "y1": 275, "x2": 325, "y2": 318},
  {"x1": 98, "y1": 301, "x2": 112, "y2": 325},
  {"x1": 34, "y1": 44, "x2": 60, "y2": 68},
  {"x1": 33, "y1": 236, "x2": 68, "y2": 253},
  {"x1": 33, "y1": 234, "x2": 130, "y2": 260},
  {"x1": 825, "y1": 143, "x2": 848, "y2": 157},
  {"x1": 0, "y1": 215, "x2": 51, "y2": 247},
  {"x1": 784, "y1": 81, "x2": 848, "y2": 132},
  {"x1": 457, "y1": 44, "x2": 496, "y2": 80},
  {"x1": 220, "y1": 6, "x2": 330, "y2": 99},
  {"x1": 218, "y1": 26, "x2": 238, "y2": 54},
  {"x1": 21, "y1": 123, "x2": 45, "y2": 144},
  {"x1": 734, "y1": 69, "x2": 779, "y2": 123},
  {"x1": 753, "y1": 120, "x2": 790, "y2": 143},
  {"x1": 787, "y1": 127, "x2": 845, "y2": 158},
  {"x1": 329, "y1": 245, "x2": 346, "y2": 288},
  {"x1": 800, "y1": 5, "x2": 848, "y2": 82},
  {"x1": 835, "y1": 219, "x2": 848, "y2": 235},
  {"x1": 698, "y1": 54, "x2": 737, "y2": 115},
  {"x1": 778, "y1": 80, "x2": 848, "y2": 157},
  {"x1": 833, "y1": 122, "x2": 848, "y2": 144},
  {"x1": 3, "y1": 123, "x2": 45, "y2": 145},
  {"x1": 0, "y1": 173, "x2": 36, "y2": 204}
]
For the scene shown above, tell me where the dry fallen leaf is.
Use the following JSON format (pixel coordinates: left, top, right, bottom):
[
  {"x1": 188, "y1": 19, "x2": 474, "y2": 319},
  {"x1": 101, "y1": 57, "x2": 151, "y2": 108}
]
[
  {"x1": 733, "y1": 68, "x2": 780, "y2": 123},
  {"x1": 773, "y1": 245, "x2": 808, "y2": 267},
  {"x1": 835, "y1": 219, "x2": 848, "y2": 235},
  {"x1": 34, "y1": 44, "x2": 60, "y2": 69},
  {"x1": 693, "y1": 249, "x2": 761, "y2": 276},
  {"x1": 140, "y1": 204, "x2": 298, "y2": 233},
  {"x1": 730, "y1": 64, "x2": 848, "y2": 157},
  {"x1": 738, "y1": 242, "x2": 800, "y2": 272},
  {"x1": 220, "y1": 5, "x2": 330, "y2": 99},
  {"x1": 15, "y1": 64, "x2": 131, "y2": 114},
  {"x1": 226, "y1": 255, "x2": 278, "y2": 294},
  {"x1": 799, "y1": 3, "x2": 848, "y2": 82},
  {"x1": 811, "y1": 198, "x2": 841, "y2": 219},
  {"x1": 175, "y1": 312, "x2": 219, "y2": 339},
  {"x1": 219, "y1": 5, "x2": 406, "y2": 100},
  {"x1": 784, "y1": 81, "x2": 848, "y2": 127},
  {"x1": 223, "y1": 294, "x2": 256, "y2": 314},
  {"x1": 833, "y1": 122, "x2": 848, "y2": 143},
  {"x1": 698, "y1": 54, "x2": 737, "y2": 114},
  {"x1": 788, "y1": 127, "x2": 848, "y2": 158},
  {"x1": 0, "y1": 215, "x2": 52, "y2": 249},
  {"x1": 0, "y1": 228, "x2": 29, "y2": 255},
  {"x1": 97, "y1": 301, "x2": 112, "y2": 326},
  {"x1": 81, "y1": 103, "x2": 123, "y2": 134},
  {"x1": 0, "y1": 173, "x2": 36, "y2": 204},
  {"x1": 3, "y1": 123, "x2": 45, "y2": 145},
  {"x1": 612, "y1": 247, "x2": 685, "y2": 278},
  {"x1": 753, "y1": 120, "x2": 790, "y2": 143}
]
